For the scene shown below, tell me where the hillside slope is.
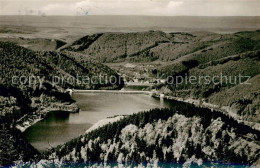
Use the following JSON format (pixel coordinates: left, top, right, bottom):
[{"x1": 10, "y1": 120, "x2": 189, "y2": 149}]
[
  {"x1": 62, "y1": 31, "x2": 260, "y2": 63},
  {"x1": 0, "y1": 42, "x2": 123, "y2": 166}
]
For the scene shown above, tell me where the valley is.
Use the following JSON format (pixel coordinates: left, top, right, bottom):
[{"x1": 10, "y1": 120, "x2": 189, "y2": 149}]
[{"x1": 0, "y1": 16, "x2": 260, "y2": 167}]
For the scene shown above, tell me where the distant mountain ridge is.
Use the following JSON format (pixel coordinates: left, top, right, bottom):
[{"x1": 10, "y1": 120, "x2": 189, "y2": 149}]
[{"x1": 1, "y1": 16, "x2": 260, "y2": 41}]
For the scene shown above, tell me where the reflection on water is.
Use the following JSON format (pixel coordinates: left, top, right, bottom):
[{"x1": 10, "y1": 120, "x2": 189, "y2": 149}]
[
  {"x1": 45, "y1": 111, "x2": 70, "y2": 123},
  {"x1": 24, "y1": 111, "x2": 90, "y2": 152},
  {"x1": 24, "y1": 93, "x2": 171, "y2": 152}
]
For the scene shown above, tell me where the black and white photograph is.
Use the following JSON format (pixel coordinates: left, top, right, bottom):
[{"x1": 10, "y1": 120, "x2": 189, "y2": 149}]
[{"x1": 0, "y1": 0, "x2": 260, "y2": 167}]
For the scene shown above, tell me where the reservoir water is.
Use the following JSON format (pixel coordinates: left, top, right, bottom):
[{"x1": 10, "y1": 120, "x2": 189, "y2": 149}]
[{"x1": 24, "y1": 93, "x2": 171, "y2": 152}]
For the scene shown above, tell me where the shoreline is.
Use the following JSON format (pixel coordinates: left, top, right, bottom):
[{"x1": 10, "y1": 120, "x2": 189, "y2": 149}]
[
  {"x1": 154, "y1": 94, "x2": 260, "y2": 131},
  {"x1": 20, "y1": 90, "x2": 260, "y2": 133},
  {"x1": 18, "y1": 91, "x2": 260, "y2": 134},
  {"x1": 16, "y1": 102, "x2": 79, "y2": 132}
]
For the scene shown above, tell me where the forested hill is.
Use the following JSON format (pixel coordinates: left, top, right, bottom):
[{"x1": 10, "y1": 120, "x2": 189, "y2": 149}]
[
  {"x1": 0, "y1": 42, "x2": 123, "y2": 166},
  {"x1": 45, "y1": 101, "x2": 260, "y2": 166},
  {"x1": 62, "y1": 30, "x2": 260, "y2": 124},
  {"x1": 61, "y1": 31, "x2": 260, "y2": 63},
  {"x1": 0, "y1": 42, "x2": 123, "y2": 90}
]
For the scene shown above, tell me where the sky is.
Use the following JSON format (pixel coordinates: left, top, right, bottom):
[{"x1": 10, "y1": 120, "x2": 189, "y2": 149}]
[{"x1": 0, "y1": 0, "x2": 260, "y2": 16}]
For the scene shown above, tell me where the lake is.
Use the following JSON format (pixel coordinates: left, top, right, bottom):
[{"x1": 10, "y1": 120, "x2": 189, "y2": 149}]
[{"x1": 24, "y1": 93, "x2": 172, "y2": 152}]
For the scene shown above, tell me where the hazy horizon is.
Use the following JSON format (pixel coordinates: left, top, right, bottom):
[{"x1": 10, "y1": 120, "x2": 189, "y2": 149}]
[
  {"x1": 0, "y1": 0, "x2": 259, "y2": 16},
  {"x1": 1, "y1": 15, "x2": 259, "y2": 43}
]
